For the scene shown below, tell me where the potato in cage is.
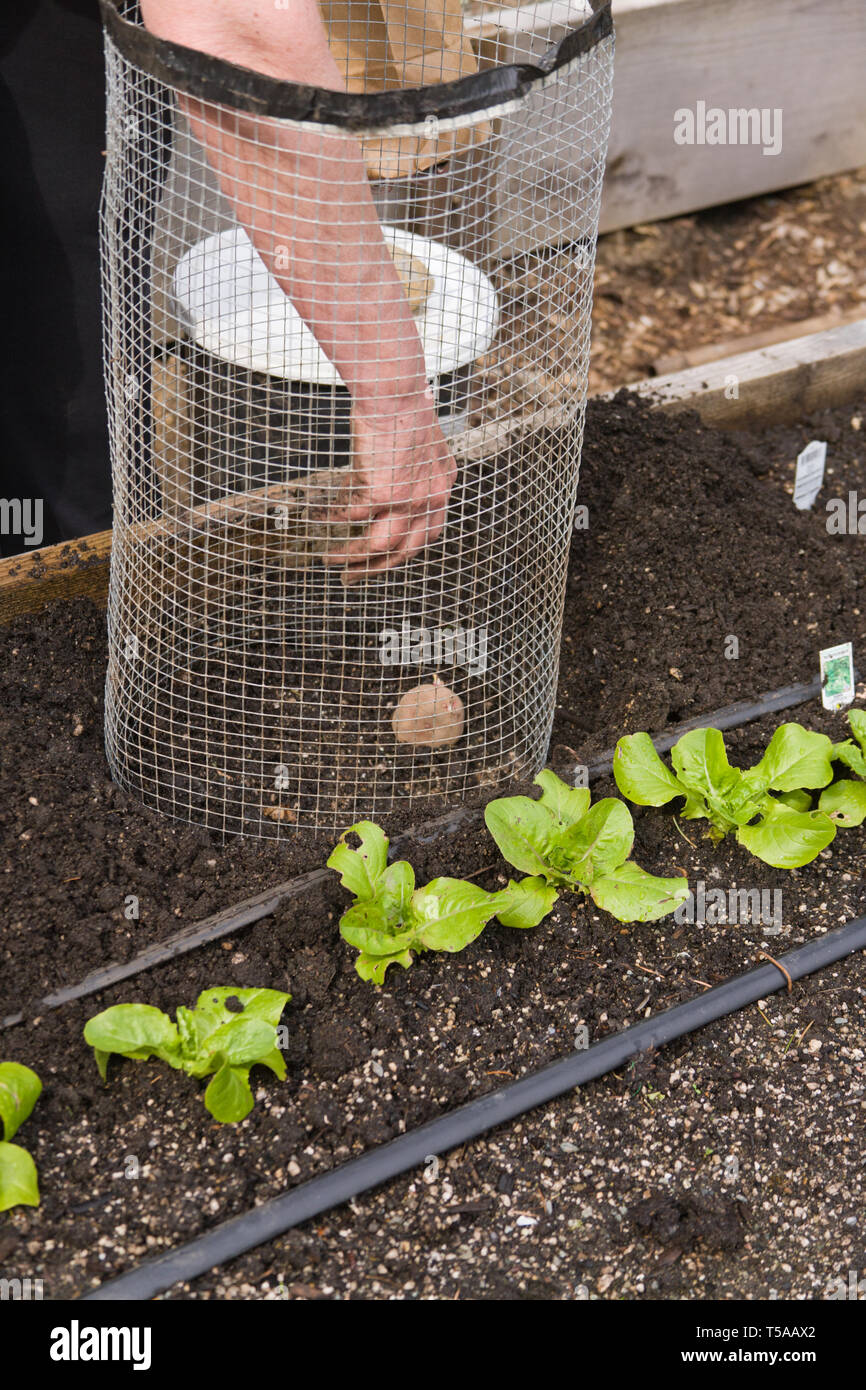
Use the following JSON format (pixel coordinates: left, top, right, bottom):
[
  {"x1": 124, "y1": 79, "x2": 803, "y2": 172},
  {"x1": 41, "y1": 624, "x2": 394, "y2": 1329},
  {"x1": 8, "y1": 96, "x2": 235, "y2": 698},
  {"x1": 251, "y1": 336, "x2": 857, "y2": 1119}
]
[{"x1": 99, "y1": 0, "x2": 614, "y2": 833}]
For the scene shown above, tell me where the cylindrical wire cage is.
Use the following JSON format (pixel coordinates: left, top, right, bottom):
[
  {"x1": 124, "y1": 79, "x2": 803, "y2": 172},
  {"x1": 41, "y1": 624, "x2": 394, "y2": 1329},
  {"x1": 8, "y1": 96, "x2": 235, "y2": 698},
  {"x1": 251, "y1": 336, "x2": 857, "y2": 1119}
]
[{"x1": 99, "y1": 0, "x2": 613, "y2": 835}]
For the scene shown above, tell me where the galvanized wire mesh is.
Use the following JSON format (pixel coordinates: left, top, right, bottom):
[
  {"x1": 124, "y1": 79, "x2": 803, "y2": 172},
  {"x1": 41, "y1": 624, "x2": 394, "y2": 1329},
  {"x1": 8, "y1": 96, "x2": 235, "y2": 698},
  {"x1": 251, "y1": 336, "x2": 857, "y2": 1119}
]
[{"x1": 100, "y1": 0, "x2": 613, "y2": 834}]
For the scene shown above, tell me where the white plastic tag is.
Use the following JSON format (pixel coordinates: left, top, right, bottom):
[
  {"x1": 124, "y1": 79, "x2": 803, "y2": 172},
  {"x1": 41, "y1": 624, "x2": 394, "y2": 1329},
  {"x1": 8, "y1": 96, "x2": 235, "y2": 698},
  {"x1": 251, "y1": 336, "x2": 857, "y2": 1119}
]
[
  {"x1": 819, "y1": 641, "x2": 855, "y2": 711},
  {"x1": 793, "y1": 439, "x2": 826, "y2": 510}
]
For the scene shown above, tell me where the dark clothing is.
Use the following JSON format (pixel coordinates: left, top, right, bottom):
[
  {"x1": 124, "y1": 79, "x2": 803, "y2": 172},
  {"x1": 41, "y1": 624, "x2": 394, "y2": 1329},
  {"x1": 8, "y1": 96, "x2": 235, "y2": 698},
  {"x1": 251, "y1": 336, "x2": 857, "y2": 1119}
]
[{"x1": 0, "y1": 1, "x2": 109, "y2": 553}]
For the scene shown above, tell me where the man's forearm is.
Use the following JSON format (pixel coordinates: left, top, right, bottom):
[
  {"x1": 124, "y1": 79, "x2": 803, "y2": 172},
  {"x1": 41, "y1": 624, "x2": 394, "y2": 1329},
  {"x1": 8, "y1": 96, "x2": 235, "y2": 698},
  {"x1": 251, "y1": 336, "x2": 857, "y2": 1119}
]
[
  {"x1": 140, "y1": 0, "x2": 431, "y2": 417},
  {"x1": 180, "y1": 109, "x2": 432, "y2": 418}
]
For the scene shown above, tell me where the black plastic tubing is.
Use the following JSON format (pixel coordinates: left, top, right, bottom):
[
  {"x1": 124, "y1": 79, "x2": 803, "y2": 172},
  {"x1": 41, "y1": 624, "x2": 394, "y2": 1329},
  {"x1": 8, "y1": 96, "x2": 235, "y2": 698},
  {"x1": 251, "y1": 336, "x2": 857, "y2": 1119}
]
[
  {"x1": 82, "y1": 913, "x2": 866, "y2": 1300},
  {"x1": 582, "y1": 674, "x2": 831, "y2": 781}
]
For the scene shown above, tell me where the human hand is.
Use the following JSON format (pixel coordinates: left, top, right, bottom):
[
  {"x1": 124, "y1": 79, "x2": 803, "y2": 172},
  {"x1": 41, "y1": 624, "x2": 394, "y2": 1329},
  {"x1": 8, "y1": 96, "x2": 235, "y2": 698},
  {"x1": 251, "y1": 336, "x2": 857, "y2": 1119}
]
[{"x1": 322, "y1": 396, "x2": 457, "y2": 584}]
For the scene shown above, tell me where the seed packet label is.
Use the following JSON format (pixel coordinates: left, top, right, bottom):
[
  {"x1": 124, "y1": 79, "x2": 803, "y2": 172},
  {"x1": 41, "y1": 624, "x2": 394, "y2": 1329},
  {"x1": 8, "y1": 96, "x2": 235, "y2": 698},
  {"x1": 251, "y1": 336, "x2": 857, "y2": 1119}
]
[
  {"x1": 793, "y1": 439, "x2": 827, "y2": 510},
  {"x1": 819, "y1": 641, "x2": 855, "y2": 711}
]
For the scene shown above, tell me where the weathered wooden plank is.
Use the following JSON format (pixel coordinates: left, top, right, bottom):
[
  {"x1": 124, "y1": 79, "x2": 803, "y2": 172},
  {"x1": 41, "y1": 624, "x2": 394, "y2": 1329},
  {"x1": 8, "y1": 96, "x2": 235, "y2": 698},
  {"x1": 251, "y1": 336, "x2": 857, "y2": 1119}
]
[
  {"x1": 624, "y1": 318, "x2": 866, "y2": 428},
  {"x1": 601, "y1": 0, "x2": 866, "y2": 232},
  {"x1": 0, "y1": 533, "x2": 111, "y2": 626},
  {"x1": 467, "y1": 0, "x2": 866, "y2": 240},
  {"x1": 652, "y1": 308, "x2": 866, "y2": 377}
]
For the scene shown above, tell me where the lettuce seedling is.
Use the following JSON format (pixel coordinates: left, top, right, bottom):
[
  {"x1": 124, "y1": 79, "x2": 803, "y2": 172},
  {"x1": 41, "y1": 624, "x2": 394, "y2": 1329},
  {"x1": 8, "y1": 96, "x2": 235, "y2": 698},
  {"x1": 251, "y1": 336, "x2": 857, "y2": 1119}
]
[
  {"x1": 613, "y1": 723, "x2": 836, "y2": 868},
  {"x1": 821, "y1": 709, "x2": 866, "y2": 826},
  {"x1": 0, "y1": 1061, "x2": 42, "y2": 1211},
  {"x1": 84, "y1": 988, "x2": 290, "y2": 1123},
  {"x1": 484, "y1": 770, "x2": 689, "y2": 923},
  {"x1": 328, "y1": 821, "x2": 557, "y2": 983}
]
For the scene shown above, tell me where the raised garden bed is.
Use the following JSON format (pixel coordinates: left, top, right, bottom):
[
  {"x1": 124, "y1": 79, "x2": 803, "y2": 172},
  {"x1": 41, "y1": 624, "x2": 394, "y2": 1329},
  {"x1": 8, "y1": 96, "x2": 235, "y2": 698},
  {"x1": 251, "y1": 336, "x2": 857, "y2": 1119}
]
[{"x1": 1, "y1": 388, "x2": 864, "y2": 1300}]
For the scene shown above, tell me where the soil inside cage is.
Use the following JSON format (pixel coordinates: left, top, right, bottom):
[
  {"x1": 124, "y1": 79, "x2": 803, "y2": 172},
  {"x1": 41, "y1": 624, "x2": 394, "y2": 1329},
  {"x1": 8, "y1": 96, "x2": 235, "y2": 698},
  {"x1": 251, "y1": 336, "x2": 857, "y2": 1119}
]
[
  {"x1": 1, "y1": 391, "x2": 865, "y2": 1299},
  {"x1": 107, "y1": 427, "x2": 576, "y2": 832}
]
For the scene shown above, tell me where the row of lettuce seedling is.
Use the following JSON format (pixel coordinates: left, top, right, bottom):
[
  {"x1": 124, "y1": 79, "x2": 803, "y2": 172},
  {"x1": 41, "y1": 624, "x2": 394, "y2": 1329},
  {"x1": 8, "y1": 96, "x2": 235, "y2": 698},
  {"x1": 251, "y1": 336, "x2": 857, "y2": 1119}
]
[
  {"x1": 333, "y1": 712, "x2": 866, "y2": 981},
  {"x1": 3, "y1": 712, "x2": 864, "y2": 1211}
]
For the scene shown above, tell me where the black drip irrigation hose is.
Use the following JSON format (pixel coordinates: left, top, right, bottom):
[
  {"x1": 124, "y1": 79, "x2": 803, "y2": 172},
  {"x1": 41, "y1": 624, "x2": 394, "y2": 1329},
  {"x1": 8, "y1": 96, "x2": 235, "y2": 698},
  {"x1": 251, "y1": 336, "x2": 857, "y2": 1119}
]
[
  {"x1": 581, "y1": 674, "x2": 829, "y2": 781},
  {"x1": 0, "y1": 674, "x2": 835, "y2": 1032},
  {"x1": 0, "y1": 875, "x2": 324, "y2": 1031},
  {"x1": 0, "y1": 816, "x2": 477, "y2": 1031},
  {"x1": 81, "y1": 913, "x2": 866, "y2": 1301}
]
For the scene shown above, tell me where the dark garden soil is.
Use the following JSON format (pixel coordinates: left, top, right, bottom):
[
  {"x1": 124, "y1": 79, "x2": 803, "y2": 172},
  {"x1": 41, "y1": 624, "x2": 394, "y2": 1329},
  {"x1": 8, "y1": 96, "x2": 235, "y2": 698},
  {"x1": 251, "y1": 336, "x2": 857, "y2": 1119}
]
[{"x1": 1, "y1": 392, "x2": 864, "y2": 1300}]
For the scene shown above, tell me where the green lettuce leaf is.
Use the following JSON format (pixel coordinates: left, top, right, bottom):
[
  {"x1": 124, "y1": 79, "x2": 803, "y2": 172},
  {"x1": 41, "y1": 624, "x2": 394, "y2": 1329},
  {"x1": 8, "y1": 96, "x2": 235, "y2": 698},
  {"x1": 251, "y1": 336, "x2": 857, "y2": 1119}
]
[
  {"x1": 194, "y1": 987, "x2": 290, "y2": 1031},
  {"x1": 338, "y1": 898, "x2": 417, "y2": 957},
  {"x1": 558, "y1": 798, "x2": 634, "y2": 884},
  {"x1": 493, "y1": 877, "x2": 558, "y2": 929},
  {"x1": 255, "y1": 1047, "x2": 288, "y2": 1081},
  {"x1": 409, "y1": 878, "x2": 501, "y2": 952},
  {"x1": 0, "y1": 1062, "x2": 42, "y2": 1143},
  {"x1": 83, "y1": 1004, "x2": 181, "y2": 1080},
  {"x1": 379, "y1": 859, "x2": 416, "y2": 925},
  {"x1": 355, "y1": 951, "x2": 413, "y2": 985},
  {"x1": 0, "y1": 1141, "x2": 40, "y2": 1212},
  {"x1": 736, "y1": 801, "x2": 835, "y2": 868},
  {"x1": 678, "y1": 790, "x2": 713, "y2": 821},
  {"x1": 819, "y1": 779, "x2": 866, "y2": 827},
  {"x1": 533, "y1": 770, "x2": 592, "y2": 828},
  {"x1": 775, "y1": 789, "x2": 813, "y2": 812},
  {"x1": 191, "y1": 1017, "x2": 275, "y2": 1073},
  {"x1": 204, "y1": 1060, "x2": 255, "y2": 1124},
  {"x1": 716, "y1": 773, "x2": 768, "y2": 829},
  {"x1": 670, "y1": 729, "x2": 741, "y2": 806},
  {"x1": 326, "y1": 821, "x2": 389, "y2": 900},
  {"x1": 832, "y1": 739, "x2": 866, "y2": 779},
  {"x1": 848, "y1": 708, "x2": 866, "y2": 751},
  {"x1": 589, "y1": 861, "x2": 690, "y2": 923},
  {"x1": 484, "y1": 795, "x2": 558, "y2": 879},
  {"x1": 750, "y1": 723, "x2": 834, "y2": 792},
  {"x1": 613, "y1": 733, "x2": 685, "y2": 806}
]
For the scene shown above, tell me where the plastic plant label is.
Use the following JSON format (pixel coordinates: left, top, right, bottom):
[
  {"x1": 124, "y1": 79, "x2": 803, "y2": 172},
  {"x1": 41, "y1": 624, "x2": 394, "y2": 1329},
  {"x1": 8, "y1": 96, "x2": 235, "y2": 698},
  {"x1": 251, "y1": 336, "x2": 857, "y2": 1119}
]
[
  {"x1": 819, "y1": 642, "x2": 855, "y2": 711},
  {"x1": 793, "y1": 439, "x2": 827, "y2": 510}
]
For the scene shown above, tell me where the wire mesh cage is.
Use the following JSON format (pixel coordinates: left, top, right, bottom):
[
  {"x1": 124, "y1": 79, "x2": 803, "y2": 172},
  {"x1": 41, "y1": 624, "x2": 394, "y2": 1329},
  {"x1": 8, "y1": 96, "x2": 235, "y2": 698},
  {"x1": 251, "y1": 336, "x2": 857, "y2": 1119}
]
[{"x1": 99, "y1": 0, "x2": 614, "y2": 835}]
